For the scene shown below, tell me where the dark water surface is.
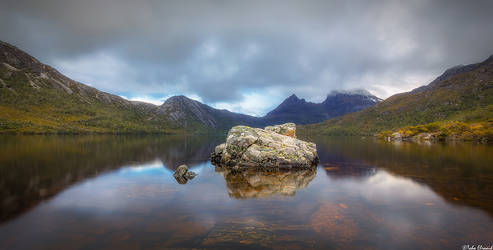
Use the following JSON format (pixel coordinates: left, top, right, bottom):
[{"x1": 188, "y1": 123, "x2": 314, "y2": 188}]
[{"x1": 0, "y1": 135, "x2": 492, "y2": 249}]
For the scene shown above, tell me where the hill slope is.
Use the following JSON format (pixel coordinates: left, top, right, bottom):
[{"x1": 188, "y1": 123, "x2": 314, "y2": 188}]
[
  {"x1": 300, "y1": 55, "x2": 493, "y2": 136},
  {"x1": 0, "y1": 41, "x2": 266, "y2": 133},
  {"x1": 0, "y1": 40, "x2": 399, "y2": 134},
  {"x1": 0, "y1": 41, "x2": 188, "y2": 133},
  {"x1": 156, "y1": 95, "x2": 259, "y2": 130}
]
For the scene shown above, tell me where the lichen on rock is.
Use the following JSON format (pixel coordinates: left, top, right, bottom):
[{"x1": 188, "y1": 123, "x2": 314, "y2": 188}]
[
  {"x1": 211, "y1": 123, "x2": 318, "y2": 170},
  {"x1": 264, "y1": 123, "x2": 296, "y2": 138}
]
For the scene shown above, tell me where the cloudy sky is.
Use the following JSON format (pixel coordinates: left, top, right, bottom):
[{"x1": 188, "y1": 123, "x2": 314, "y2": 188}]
[{"x1": 1, "y1": 0, "x2": 493, "y2": 116}]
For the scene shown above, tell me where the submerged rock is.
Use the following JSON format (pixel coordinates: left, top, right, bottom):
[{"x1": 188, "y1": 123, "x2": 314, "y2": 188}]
[
  {"x1": 173, "y1": 164, "x2": 197, "y2": 184},
  {"x1": 211, "y1": 123, "x2": 318, "y2": 170}
]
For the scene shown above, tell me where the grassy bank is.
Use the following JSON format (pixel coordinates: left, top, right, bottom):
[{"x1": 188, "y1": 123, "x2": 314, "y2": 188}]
[{"x1": 376, "y1": 120, "x2": 493, "y2": 143}]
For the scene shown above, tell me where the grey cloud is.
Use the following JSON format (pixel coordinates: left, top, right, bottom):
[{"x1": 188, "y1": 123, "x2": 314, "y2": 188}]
[{"x1": 1, "y1": 0, "x2": 493, "y2": 107}]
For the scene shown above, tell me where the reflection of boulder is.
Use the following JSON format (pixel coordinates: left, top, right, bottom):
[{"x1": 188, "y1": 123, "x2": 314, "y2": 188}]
[{"x1": 215, "y1": 167, "x2": 316, "y2": 199}]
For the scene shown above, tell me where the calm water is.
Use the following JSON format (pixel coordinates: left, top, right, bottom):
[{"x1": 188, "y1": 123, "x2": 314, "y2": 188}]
[{"x1": 0, "y1": 135, "x2": 492, "y2": 249}]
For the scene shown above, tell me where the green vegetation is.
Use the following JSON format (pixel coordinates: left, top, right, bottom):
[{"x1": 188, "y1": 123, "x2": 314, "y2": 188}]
[
  {"x1": 377, "y1": 120, "x2": 493, "y2": 142},
  {"x1": 0, "y1": 90, "x2": 181, "y2": 135},
  {"x1": 299, "y1": 57, "x2": 493, "y2": 141},
  {"x1": 0, "y1": 62, "x2": 212, "y2": 134},
  {"x1": 1, "y1": 40, "x2": 492, "y2": 136}
]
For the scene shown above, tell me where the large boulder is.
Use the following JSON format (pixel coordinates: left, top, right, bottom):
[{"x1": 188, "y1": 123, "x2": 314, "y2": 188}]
[
  {"x1": 211, "y1": 123, "x2": 318, "y2": 170},
  {"x1": 264, "y1": 123, "x2": 296, "y2": 138}
]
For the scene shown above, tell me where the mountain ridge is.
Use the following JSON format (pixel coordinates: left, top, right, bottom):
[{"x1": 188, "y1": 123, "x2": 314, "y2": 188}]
[
  {"x1": 0, "y1": 40, "x2": 384, "y2": 133},
  {"x1": 300, "y1": 54, "x2": 493, "y2": 136},
  {"x1": 260, "y1": 89, "x2": 381, "y2": 125}
]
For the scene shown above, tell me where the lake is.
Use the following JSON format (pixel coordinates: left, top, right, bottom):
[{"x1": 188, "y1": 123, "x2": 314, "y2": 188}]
[{"x1": 0, "y1": 135, "x2": 492, "y2": 249}]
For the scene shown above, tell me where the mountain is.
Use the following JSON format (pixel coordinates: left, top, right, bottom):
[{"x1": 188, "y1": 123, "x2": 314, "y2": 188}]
[
  {"x1": 0, "y1": 41, "x2": 265, "y2": 133},
  {"x1": 301, "y1": 55, "x2": 493, "y2": 136},
  {"x1": 0, "y1": 41, "x2": 182, "y2": 133},
  {"x1": 260, "y1": 90, "x2": 381, "y2": 125},
  {"x1": 156, "y1": 95, "x2": 259, "y2": 130},
  {"x1": 0, "y1": 40, "x2": 384, "y2": 134}
]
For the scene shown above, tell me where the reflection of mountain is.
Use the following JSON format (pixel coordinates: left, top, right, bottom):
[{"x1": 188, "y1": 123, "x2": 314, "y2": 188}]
[
  {"x1": 0, "y1": 135, "x2": 220, "y2": 222},
  {"x1": 321, "y1": 163, "x2": 377, "y2": 179},
  {"x1": 307, "y1": 136, "x2": 493, "y2": 217},
  {"x1": 315, "y1": 138, "x2": 378, "y2": 179},
  {"x1": 215, "y1": 167, "x2": 316, "y2": 199},
  {"x1": 157, "y1": 136, "x2": 223, "y2": 169}
]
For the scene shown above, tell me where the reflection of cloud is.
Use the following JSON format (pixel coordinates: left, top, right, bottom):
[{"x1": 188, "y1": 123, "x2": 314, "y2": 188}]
[
  {"x1": 213, "y1": 91, "x2": 282, "y2": 117},
  {"x1": 119, "y1": 95, "x2": 166, "y2": 105},
  {"x1": 329, "y1": 171, "x2": 438, "y2": 203},
  {"x1": 6, "y1": 157, "x2": 493, "y2": 249},
  {"x1": 120, "y1": 159, "x2": 165, "y2": 173}
]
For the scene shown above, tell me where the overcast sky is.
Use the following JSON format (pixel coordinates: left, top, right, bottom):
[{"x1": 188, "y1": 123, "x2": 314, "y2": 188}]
[{"x1": 2, "y1": 0, "x2": 493, "y2": 116}]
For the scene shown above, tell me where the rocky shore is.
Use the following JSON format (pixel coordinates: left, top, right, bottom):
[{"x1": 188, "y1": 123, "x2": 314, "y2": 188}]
[{"x1": 376, "y1": 121, "x2": 492, "y2": 143}]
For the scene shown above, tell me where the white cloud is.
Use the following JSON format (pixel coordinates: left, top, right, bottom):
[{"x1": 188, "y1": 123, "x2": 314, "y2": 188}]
[
  {"x1": 5, "y1": 0, "x2": 493, "y2": 113},
  {"x1": 213, "y1": 90, "x2": 282, "y2": 117},
  {"x1": 53, "y1": 51, "x2": 136, "y2": 92},
  {"x1": 119, "y1": 95, "x2": 165, "y2": 105},
  {"x1": 186, "y1": 94, "x2": 204, "y2": 103}
]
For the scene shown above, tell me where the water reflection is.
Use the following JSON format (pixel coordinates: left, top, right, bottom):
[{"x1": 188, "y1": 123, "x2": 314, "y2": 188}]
[
  {"x1": 0, "y1": 135, "x2": 492, "y2": 249},
  {"x1": 307, "y1": 136, "x2": 493, "y2": 217},
  {"x1": 215, "y1": 167, "x2": 316, "y2": 199},
  {"x1": 0, "y1": 135, "x2": 222, "y2": 222},
  {"x1": 321, "y1": 162, "x2": 377, "y2": 179}
]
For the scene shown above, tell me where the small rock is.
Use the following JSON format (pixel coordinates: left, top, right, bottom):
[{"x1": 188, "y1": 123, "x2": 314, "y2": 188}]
[
  {"x1": 184, "y1": 171, "x2": 197, "y2": 179},
  {"x1": 173, "y1": 164, "x2": 188, "y2": 178},
  {"x1": 173, "y1": 164, "x2": 198, "y2": 184},
  {"x1": 175, "y1": 176, "x2": 188, "y2": 184}
]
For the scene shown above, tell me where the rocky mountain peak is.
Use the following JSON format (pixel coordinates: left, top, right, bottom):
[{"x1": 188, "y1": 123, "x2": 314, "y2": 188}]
[
  {"x1": 286, "y1": 94, "x2": 300, "y2": 100},
  {"x1": 163, "y1": 95, "x2": 195, "y2": 105},
  {"x1": 281, "y1": 94, "x2": 306, "y2": 105},
  {"x1": 484, "y1": 54, "x2": 493, "y2": 63},
  {"x1": 0, "y1": 41, "x2": 43, "y2": 72},
  {"x1": 262, "y1": 89, "x2": 380, "y2": 125},
  {"x1": 0, "y1": 40, "x2": 131, "y2": 106},
  {"x1": 412, "y1": 54, "x2": 493, "y2": 93},
  {"x1": 324, "y1": 89, "x2": 381, "y2": 104}
]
